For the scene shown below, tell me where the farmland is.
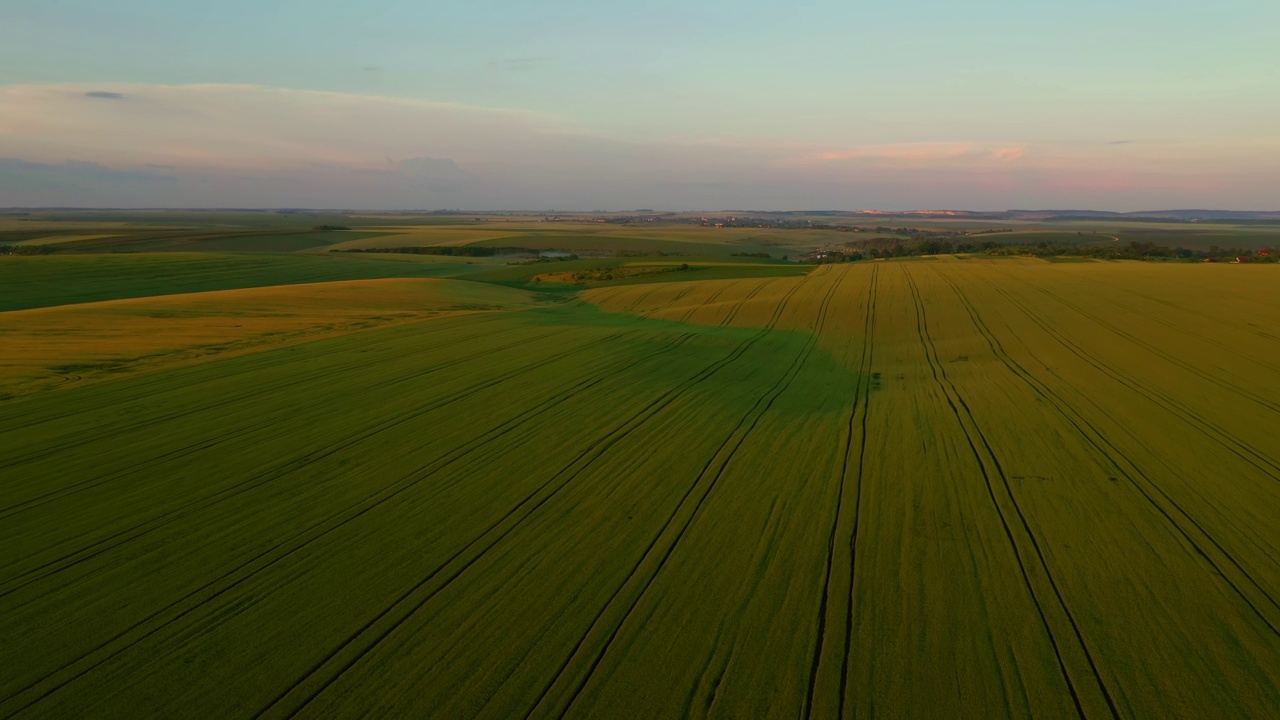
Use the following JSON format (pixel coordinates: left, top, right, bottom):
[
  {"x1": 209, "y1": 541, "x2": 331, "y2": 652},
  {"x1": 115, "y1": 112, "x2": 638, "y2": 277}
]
[
  {"x1": 0, "y1": 253, "x2": 508, "y2": 312},
  {"x1": 0, "y1": 278, "x2": 541, "y2": 398},
  {"x1": 2, "y1": 220, "x2": 1280, "y2": 718}
]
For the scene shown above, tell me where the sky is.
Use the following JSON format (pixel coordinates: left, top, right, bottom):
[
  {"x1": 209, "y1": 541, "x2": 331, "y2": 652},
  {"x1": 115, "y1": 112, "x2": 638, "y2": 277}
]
[{"x1": 1, "y1": 0, "x2": 1277, "y2": 210}]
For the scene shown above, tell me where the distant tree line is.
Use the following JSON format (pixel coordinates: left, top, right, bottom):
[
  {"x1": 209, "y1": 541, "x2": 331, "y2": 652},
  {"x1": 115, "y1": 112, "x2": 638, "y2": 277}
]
[
  {"x1": 803, "y1": 238, "x2": 1278, "y2": 264},
  {"x1": 0, "y1": 244, "x2": 53, "y2": 255},
  {"x1": 615, "y1": 249, "x2": 684, "y2": 257},
  {"x1": 509, "y1": 254, "x2": 581, "y2": 265},
  {"x1": 336, "y1": 246, "x2": 688, "y2": 259},
  {"x1": 730, "y1": 252, "x2": 772, "y2": 258},
  {"x1": 972, "y1": 240, "x2": 1277, "y2": 262},
  {"x1": 334, "y1": 246, "x2": 535, "y2": 257}
]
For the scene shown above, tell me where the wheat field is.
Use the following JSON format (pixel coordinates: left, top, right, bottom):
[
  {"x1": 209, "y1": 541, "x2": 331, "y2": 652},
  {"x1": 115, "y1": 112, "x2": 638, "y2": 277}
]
[{"x1": 2, "y1": 258, "x2": 1277, "y2": 718}]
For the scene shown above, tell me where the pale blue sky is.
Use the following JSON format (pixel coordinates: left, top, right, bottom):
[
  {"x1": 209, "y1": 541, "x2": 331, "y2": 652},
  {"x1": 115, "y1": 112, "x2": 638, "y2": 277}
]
[{"x1": 1, "y1": 0, "x2": 1277, "y2": 208}]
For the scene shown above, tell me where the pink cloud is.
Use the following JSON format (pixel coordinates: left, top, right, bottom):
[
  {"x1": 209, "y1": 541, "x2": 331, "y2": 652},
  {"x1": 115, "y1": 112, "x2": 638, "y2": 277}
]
[
  {"x1": 798, "y1": 142, "x2": 1029, "y2": 166},
  {"x1": 813, "y1": 142, "x2": 974, "y2": 162},
  {"x1": 2, "y1": 82, "x2": 1277, "y2": 210}
]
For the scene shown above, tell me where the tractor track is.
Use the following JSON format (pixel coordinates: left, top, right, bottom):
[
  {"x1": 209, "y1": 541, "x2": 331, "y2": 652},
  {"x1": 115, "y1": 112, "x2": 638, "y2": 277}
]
[
  {"x1": 717, "y1": 279, "x2": 774, "y2": 327},
  {"x1": 836, "y1": 265, "x2": 878, "y2": 718},
  {"x1": 675, "y1": 280, "x2": 737, "y2": 324},
  {"x1": 983, "y1": 277, "x2": 1280, "y2": 481},
  {"x1": 641, "y1": 282, "x2": 697, "y2": 319},
  {"x1": 528, "y1": 272, "x2": 838, "y2": 719},
  {"x1": 1, "y1": 326, "x2": 707, "y2": 716},
  {"x1": 0, "y1": 325, "x2": 638, "y2": 599},
  {"x1": 964, "y1": 274, "x2": 1280, "y2": 627},
  {"x1": 803, "y1": 264, "x2": 878, "y2": 720},
  {"x1": 0, "y1": 313, "x2": 543, "y2": 475},
  {"x1": 903, "y1": 267, "x2": 1117, "y2": 720},
  {"x1": 1028, "y1": 282, "x2": 1280, "y2": 417},
  {"x1": 256, "y1": 279, "x2": 814, "y2": 719},
  {"x1": 0, "y1": 324, "x2": 579, "y2": 533},
  {"x1": 0, "y1": 309, "x2": 516, "y2": 431}
]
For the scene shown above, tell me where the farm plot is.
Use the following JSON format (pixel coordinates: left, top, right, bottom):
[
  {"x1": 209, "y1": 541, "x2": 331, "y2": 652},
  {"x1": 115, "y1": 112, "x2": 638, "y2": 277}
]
[
  {"x1": 322, "y1": 227, "x2": 524, "y2": 252},
  {"x1": 2, "y1": 260, "x2": 1279, "y2": 718},
  {"x1": 0, "y1": 252, "x2": 497, "y2": 312},
  {"x1": 586, "y1": 260, "x2": 1280, "y2": 718},
  {"x1": 0, "y1": 278, "x2": 540, "y2": 398}
]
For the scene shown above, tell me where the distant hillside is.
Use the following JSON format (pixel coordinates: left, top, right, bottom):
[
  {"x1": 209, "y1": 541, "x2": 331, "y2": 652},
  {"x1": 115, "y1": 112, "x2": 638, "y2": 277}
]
[
  {"x1": 6, "y1": 207, "x2": 1280, "y2": 223},
  {"x1": 1007, "y1": 209, "x2": 1280, "y2": 222},
  {"x1": 846, "y1": 208, "x2": 1280, "y2": 222},
  {"x1": 1129, "y1": 209, "x2": 1280, "y2": 220}
]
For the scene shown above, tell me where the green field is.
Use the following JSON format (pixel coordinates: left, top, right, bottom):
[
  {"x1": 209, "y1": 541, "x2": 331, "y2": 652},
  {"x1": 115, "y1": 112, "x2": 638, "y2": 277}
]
[
  {"x1": 0, "y1": 253, "x2": 506, "y2": 312},
  {"x1": 8, "y1": 210, "x2": 1279, "y2": 262},
  {"x1": 3, "y1": 243, "x2": 1279, "y2": 718}
]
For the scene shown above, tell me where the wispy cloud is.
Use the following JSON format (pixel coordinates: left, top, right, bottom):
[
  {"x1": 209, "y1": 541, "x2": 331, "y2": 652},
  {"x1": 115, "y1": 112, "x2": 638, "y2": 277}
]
[
  {"x1": 994, "y1": 147, "x2": 1027, "y2": 161},
  {"x1": 485, "y1": 57, "x2": 554, "y2": 72},
  {"x1": 799, "y1": 142, "x2": 1028, "y2": 166},
  {"x1": 1, "y1": 83, "x2": 1276, "y2": 210},
  {"x1": 0, "y1": 83, "x2": 567, "y2": 169}
]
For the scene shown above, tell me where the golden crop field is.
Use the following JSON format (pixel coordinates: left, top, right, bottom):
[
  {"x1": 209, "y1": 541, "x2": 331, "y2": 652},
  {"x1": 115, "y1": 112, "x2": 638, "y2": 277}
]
[
  {"x1": 322, "y1": 227, "x2": 526, "y2": 251},
  {"x1": 0, "y1": 278, "x2": 539, "y2": 398},
  {"x1": 588, "y1": 259, "x2": 1280, "y2": 717},
  {"x1": 2, "y1": 256, "x2": 1278, "y2": 718}
]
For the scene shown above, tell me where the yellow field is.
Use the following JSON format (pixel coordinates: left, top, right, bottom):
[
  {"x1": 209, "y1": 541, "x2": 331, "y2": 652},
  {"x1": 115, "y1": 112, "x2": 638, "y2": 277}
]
[
  {"x1": 3, "y1": 257, "x2": 1278, "y2": 718},
  {"x1": 321, "y1": 227, "x2": 524, "y2": 251},
  {"x1": 585, "y1": 259, "x2": 1280, "y2": 717},
  {"x1": 318, "y1": 221, "x2": 847, "y2": 254},
  {"x1": 12, "y1": 234, "x2": 123, "y2": 246},
  {"x1": 0, "y1": 220, "x2": 132, "y2": 232},
  {"x1": 0, "y1": 278, "x2": 536, "y2": 397}
]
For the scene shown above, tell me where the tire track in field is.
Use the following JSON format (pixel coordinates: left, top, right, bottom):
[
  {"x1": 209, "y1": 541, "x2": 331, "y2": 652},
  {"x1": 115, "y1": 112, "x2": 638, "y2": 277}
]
[
  {"x1": 0, "y1": 309, "x2": 516, "y2": 431},
  {"x1": 606, "y1": 279, "x2": 737, "y2": 324},
  {"x1": 0, "y1": 327, "x2": 704, "y2": 716},
  {"x1": 983, "y1": 277, "x2": 1280, "y2": 567},
  {"x1": 640, "y1": 282, "x2": 696, "y2": 319},
  {"x1": 255, "y1": 280, "x2": 814, "y2": 720},
  {"x1": 3, "y1": 336, "x2": 678, "y2": 713},
  {"x1": 961, "y1": 274, "x2": 1280, "y2": 629},
  {"x1": 803, "y1": 264, "x2": 879, "y2": 720},
  {"x1": 600, "y1": 286, "x2": 682, "y2": 324},
  {"x1": 986, "y1": 277, "x2": 1280, "y2": 481},
  {"x1": 717, "y1": 279, "x2": 775, "y2": 327},
  {"x1": 837, "y1": 266, "x2": 878, "y2": 718},
  {"x1": 0, "y1": 312, "x2": 533, "y2": 474},
  {"x1": 0, "y1": 313, "x2": 535, "y2": 468},
  {"x1": 604, "y1": 278, "x2": 765, "y2": 332},
  {"x1": 683, "y1": 493, "x2": 781, "y2": 719},
  {"x1": 642, "y1": 279, "x2": 761, "y2": 328},
  {"x1": 31, "y1": 313, "x2": 434, "y2": 395},
  {"x1": 0, "y1": 326, "x2": 623, "y2": 597},
  {"x1": 527, "y1": 273, "x2": 840, "y2": 719},
  {"x1": 603, "y1": 280, "x2": 702, "y2": 323},
  {"x1": 0, "y1": 321, "x2": 576, "y2": 524},
  {"x1": 471, "y1": 279, "x2": 801, "y2": 717},
  {"x1": 902, "y1": 267, "x2": 1116, "y2": 720},
  {"x1": 1028, "y1": 281, "x2": 1280, "y2": 417},
  {"x1": 619, "y1": 283, "x2": 666, "y2": 314},
  {"x1": 0, "y1": 322, "x2": 604, "y2": 591},
  {"x1": 1087, "y1": 287, "x2": 1280, "y2": 375},
  {"x1": 953, "y1": 271, "x2": 1280, "y2": 629},
  {"x1": 1, "y1": 319, "x2": 576, "y2": 532},
  {"x1": 0, "y1": 322, "x2": 596, "y2": 597},
  {"x1": 675, "y1": 280, "x2": 737, "y2": 323},
  {"x1": 1064, "y1": 268, "x2": 1280, "y2": 356}
]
